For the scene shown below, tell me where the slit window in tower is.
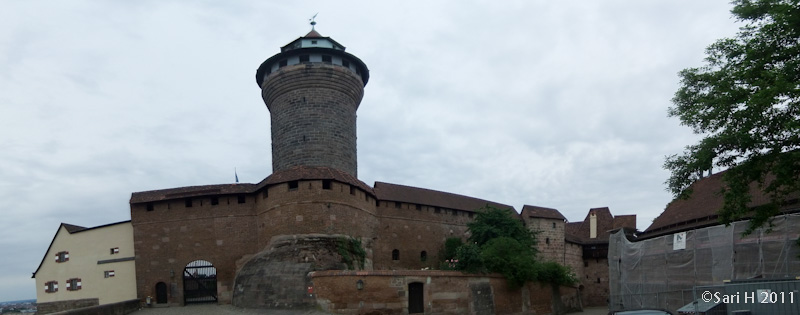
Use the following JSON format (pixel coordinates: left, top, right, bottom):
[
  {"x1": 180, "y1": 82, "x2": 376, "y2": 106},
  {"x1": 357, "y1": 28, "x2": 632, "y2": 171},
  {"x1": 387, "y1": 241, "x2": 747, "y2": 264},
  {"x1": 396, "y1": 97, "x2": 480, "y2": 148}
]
[
  {"x1": 322, "y1": 55, "x2": 332, "y2": 63},
  {"x1": 392, "y1": 249, "x2": 399, "y2": 261},
  {"x1": 299, "y1": 55, "x2": 309, "y2": 63},
  {"x1": 349, "y1": 185, "x2": 355, "y2": 195}
]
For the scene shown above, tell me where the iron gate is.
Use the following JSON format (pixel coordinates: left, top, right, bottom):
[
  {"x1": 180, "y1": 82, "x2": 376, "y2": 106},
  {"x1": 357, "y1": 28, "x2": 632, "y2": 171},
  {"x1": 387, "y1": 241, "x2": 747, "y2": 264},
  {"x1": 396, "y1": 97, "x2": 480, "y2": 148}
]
[{"x1": 183, "y1": 260, "x2": 217, "y2": 304}]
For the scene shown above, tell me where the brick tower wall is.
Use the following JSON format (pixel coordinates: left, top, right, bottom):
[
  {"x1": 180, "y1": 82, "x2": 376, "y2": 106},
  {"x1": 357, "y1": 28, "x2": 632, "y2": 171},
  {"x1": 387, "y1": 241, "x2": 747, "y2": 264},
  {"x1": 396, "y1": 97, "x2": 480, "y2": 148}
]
[
  {"x1": 261, "y1": 63, "x2": 364, "y2": 177},
  {"x1": 255, "y1": 180, "x2": 379, "y2": 255}
]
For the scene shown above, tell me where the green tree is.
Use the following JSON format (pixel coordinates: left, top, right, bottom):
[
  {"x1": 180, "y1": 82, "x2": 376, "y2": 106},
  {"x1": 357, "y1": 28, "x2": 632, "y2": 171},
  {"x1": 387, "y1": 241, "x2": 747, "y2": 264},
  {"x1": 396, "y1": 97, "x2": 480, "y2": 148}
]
[
  {"x1": 666, "y1": 0, "x2": 800, "y2": 234},
  {"x1": 467, "y1": 205, "x2": 535, "y2": 249},
  {"x1": 480, "y1": 237, "x2": 537, "y2": 287}
]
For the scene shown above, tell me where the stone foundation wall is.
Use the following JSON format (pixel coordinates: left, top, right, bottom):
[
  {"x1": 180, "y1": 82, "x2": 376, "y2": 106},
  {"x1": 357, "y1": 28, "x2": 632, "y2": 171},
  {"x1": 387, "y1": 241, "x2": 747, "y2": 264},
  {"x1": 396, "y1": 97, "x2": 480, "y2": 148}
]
[
  {"x1": 36, "y1": 298, "x2": 99, "y2": 314},
  {"x1": 310, "y1": 270, "x2": 581, "y2": 314}
]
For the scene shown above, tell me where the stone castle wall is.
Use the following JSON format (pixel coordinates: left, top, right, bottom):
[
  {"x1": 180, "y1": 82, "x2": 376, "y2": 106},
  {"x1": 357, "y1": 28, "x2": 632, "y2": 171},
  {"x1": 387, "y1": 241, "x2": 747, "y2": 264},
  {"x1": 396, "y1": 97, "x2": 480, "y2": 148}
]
[
  {"x1": 582, "y1": 257, "x2": 609, "y2": 306},
  {"x1": 130, "y1": 195, "x2": 258, "y2": 304}
]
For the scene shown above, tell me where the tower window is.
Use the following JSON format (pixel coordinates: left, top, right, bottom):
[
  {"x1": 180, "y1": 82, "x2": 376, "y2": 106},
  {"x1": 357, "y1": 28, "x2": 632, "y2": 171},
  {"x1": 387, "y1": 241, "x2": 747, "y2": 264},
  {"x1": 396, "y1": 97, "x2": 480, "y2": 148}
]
[
  {"x1": 311, "y1": 40, "x2": 317, "y2": 44},
  {"x1": 342, "y1": 60, "x2": 350, "y2": 67},
  {"x1": 420, "y1": 251, "x2": 427, "y2": 262},
  {"x1": 299, "y1": 55, "x2": 309, "y2": 62},
  {"x1": 211, "y1": 197, "x2": 219, "y2": 205},
  {"x1": 416, "y1": 204, "x2": 422, "y2": 211},
  {"x1": 452, "y1": 209, "x2": 458, "y2": 216},
  {"x1": 434, "y1": 207, "x2": 441, "y2": 214},
  {"x1": 288, "y1": 181, "x2": 298, "y2": 191},
  {"x1": 279, "y1": 59, "x2": 287, "y2": 67},
  {"x1": 146, "y1": 203, "x2": 154, "y2": 211},
  {"x1": 322, "y1": 55, "x2": 332, "y2": 63},
  {"x1": 552, "y1": 222, "x2": 556, "y2": 229},
  {"x1": 546, "y1": 238, "x2": 550, "y2": 245},
  {"x1": 263, "y1": 189, "x2": 269, "y2": 199},
  {"x1": 350, "y1": 186, "x2": 355, "y2": 195},
  {"x1": 392, "y1": 249, "x2": 399, "y2": 261},
  {"x1": 468, "y1": 212, "x2": 474, "y2": 218},
  {"x1": 395, "y1": 202, "x2": 401, "y2": 209},
  {"x1": 237, "y1": 195, "x2": 246, "y2": 204},
  {"x1": 322, "y1": 180, "x2": 332, "y2": 190},
  {"x1": 185, "y1": 198, "x2": 193, "y2": 208}
]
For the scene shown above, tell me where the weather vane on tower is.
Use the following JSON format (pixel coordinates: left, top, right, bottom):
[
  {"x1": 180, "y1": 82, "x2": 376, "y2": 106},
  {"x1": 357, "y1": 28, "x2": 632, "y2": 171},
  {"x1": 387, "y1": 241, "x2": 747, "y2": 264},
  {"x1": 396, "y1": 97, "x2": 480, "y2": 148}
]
[{"x1": 309, "y1": 13, "x2": 318, "y2": 30}]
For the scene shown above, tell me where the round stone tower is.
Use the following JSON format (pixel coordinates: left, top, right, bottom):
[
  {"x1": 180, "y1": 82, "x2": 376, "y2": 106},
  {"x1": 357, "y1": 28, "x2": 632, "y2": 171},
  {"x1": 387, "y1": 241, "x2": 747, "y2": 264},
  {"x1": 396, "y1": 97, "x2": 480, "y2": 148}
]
[{"x1": 255, "y1": 28, "x2": 369, "y2": 177}]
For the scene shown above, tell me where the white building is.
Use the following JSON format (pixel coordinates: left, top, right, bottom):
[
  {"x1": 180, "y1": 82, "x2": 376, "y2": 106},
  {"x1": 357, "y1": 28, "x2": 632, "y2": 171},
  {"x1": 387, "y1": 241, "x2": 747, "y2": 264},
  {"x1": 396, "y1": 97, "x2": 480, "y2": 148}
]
[{"x1": 32, "y1": 221, "x2": 137, "y2": 313}]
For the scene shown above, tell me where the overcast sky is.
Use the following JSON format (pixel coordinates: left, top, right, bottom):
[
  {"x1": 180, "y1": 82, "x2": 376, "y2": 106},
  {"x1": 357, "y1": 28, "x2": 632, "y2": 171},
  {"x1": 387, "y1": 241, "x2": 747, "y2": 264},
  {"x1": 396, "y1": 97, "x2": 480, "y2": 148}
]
[{"x1": 0, "y1": 1, "x2": 741, "y2": 302}]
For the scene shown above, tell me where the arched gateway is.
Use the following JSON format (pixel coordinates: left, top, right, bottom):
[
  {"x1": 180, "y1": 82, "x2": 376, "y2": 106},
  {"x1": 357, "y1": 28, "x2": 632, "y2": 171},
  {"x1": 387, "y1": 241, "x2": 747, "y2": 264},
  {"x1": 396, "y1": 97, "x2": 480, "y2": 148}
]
[{"x1": 183, "y1": 260, "x2": 217, "y2": 304}]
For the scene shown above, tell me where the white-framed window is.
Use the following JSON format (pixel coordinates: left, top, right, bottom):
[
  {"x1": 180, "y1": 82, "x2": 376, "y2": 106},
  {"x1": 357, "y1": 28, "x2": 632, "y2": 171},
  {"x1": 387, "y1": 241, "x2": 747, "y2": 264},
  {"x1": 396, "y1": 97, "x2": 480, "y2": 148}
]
[
  {"x1": 110, "y1": 247, "x2": 120, "y2": 254},
  {"x1": 104, "y1": 270, "x2": 115, "y2": 278},
  {"x1": 66, "y1": 278, "x2": 82, "y2": 291},
  {"x1": 45, "y1": 281, "x2": 58, "y2": 293},
  {"x1": 55, "y1": 251, "x2": 69, "y2": 263}
]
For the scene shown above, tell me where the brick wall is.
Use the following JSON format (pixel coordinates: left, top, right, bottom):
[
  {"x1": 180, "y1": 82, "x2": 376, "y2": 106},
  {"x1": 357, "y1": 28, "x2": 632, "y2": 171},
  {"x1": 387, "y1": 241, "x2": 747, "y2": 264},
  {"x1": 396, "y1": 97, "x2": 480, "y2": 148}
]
[
  {"x1": 130, "y1": 194, "x2": 258, "y2": 305},
  {"x1": 373, "y1": 202, "x2": 474, "y2": 270},
  {"x1": 261, "y1": 63, "x2": 364, "y2": 177},
  {"x1": 581, "y1": 257, "x2": 609, "y2": 306},
  {"x1": 310, "y1": 270, "x2": 580, "y2": 314}
]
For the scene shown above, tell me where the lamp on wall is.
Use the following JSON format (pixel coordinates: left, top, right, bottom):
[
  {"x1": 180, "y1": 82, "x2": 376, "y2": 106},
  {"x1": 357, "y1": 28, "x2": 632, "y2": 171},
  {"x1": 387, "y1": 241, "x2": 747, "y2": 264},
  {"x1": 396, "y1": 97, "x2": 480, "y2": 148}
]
[{"x1": 356, "y1": 280, "x2": 364, "y2": 290}]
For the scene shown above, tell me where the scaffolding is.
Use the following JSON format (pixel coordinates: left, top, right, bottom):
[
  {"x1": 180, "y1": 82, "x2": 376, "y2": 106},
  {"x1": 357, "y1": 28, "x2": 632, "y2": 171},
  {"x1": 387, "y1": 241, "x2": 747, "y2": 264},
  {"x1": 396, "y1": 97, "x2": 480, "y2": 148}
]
[{"x1": 609, "y1": 213, "x2": 800, "y2": 313}]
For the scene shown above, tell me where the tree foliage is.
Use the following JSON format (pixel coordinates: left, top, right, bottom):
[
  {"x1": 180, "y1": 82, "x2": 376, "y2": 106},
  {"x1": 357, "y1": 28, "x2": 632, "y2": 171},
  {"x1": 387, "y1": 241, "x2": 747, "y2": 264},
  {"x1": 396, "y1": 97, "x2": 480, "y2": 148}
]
[
  {"x1": 447, "y1": 205, "x2": 576, "y2": 288},
  {"x1": 666, "y1": 0, "x2": 800, "y2": 234}
]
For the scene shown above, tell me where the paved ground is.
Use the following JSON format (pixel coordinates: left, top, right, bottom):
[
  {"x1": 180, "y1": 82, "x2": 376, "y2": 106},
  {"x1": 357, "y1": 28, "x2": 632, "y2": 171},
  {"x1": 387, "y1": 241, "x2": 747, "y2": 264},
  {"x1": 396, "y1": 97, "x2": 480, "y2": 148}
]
[{"x1": 133, "y1": 304, "x2": 609, "y2": 314}]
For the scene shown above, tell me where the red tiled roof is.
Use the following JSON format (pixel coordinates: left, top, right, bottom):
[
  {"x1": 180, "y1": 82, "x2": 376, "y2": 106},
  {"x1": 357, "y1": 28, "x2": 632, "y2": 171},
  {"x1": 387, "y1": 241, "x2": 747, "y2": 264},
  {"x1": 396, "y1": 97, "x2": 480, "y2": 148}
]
[
  {"x1": 642, "y1": 170, "x2": 798, "y2": 238},
  {"x1": 563, "y1": 207, "x2": 636, "y2": 244},
  {"x1": 521, "y1": 205, "x2": 566, "y2": 220},
  {"x1": 256, "y1": 166, "x2": 374, "y2": 194},
  {"x1": 305, "y1": 29, "x2": 322, "y2": 38},
  {"x1": 130, "y1": 183, "x2": 256, "y2": 204},
  {"x1": 373, "y1": 182, "x2": 514, "y2": 212}
]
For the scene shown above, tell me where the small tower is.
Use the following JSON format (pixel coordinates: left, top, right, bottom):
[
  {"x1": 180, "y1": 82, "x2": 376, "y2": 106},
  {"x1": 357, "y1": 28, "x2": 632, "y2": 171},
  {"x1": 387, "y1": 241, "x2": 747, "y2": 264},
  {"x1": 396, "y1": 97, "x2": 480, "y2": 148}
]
[{"x1": 255, "y1": 25, "x2": 369, "y2": 177}]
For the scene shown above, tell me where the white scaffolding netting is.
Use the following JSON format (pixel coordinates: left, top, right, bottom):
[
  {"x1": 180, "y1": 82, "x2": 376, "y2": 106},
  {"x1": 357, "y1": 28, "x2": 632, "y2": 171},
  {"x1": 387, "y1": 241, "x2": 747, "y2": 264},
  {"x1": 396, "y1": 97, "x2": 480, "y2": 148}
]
[{"x1": 609, "y1": 213, "x2": 800, "y2": 312}]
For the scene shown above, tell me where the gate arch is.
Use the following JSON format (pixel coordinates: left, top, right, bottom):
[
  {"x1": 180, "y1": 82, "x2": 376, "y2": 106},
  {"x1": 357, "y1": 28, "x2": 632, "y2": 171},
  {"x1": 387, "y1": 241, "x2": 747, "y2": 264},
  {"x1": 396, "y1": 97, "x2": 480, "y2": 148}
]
[{"x1": 183, "y1": 259, "x2": 217, "y2": 304}]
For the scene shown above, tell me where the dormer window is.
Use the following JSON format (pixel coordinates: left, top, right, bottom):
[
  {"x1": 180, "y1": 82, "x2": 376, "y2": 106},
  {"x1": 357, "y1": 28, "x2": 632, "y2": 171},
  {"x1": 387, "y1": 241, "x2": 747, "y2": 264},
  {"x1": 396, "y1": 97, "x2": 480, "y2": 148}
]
[{"x1": 311, "y1": 40, "x2": 317, "y2": 45}]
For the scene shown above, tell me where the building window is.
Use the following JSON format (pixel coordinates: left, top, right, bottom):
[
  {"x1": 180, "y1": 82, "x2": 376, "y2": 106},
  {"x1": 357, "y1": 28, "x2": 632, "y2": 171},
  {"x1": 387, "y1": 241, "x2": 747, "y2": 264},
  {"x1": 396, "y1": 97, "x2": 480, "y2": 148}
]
[
  {"x1": 299, "y1": 55, "x2": 309, "y2": 62},
  {"x1": 322, "y1": 180, "x2": 332, "y2": 190},
  {"x1": 584, "y1": 260, "x2": 589, "y2": 267},
  {"x1": 185, "y1": 198, "x2": 193, "y2": 208},
  {"x1": 322, "y1": 55, "x2": 332, "y2": 63},
  {"x1": 416, "y1": 204, "x2": 422, "y2": 210},
  {"x1": 452, "y1": 209, "x2": 458, "y2": 216},
  {"x1": 468, "y1": 212, "x2": 473, "y2": 218},
  {"x1": 552, "y1": 222, "x2": 556, "y2": 229},
  {"x1": 350, "y1": 186, "x2": 355, "y2": 195},
  {"x1": 342, "y1": 60, "x2": 350, "y2": 68},
  {"x1": 55, "y1": 251, "x2": 69, "y2": 263},
  {"x1": 395, "y1": 202, "x2": 401, "y2": 209},
  {"x1": 146, "y1": 203, "x2": 154, "y2": 211},
  {"x1": 279, "y1": 59, "x2": 287, "y2": 67},
  {"x1": 110, "y1": 247, "x2": 119, "y2": 255},
  {"x1": 263, "y1": 189, "x2": 269, "y2": 199},
  {"x1": 288, "y1": 181, "x2": 298, "y2": 191},
  {"x1": 45, "y1": 281, "x2": 58, "y2": 293},
  {"x1": 104, "y1": 270, "x2": 115, "y2": 278},
  {"x1": 420, "y1": 251, "x2": 427, "y2": 262},
  {"x1": 434, "y1": 207, "x2": 441, "y2": 214},
  {"x1": 546, "y1": 238, "x2": 550, "y2": 245},
  {"x1": 66, "y1": 278, "x2": 82, "y2": 291},
  {"x1": 311, "y1": 40, "x2": 317, "y2": 44},
  {"x1": 237, "y1": 195, "x2": 246, "y2": 204},
  {"x1": 596, "y1": 278, "x2": 601, "y2": 283},
  {"x1": 392, "y1": 249, "x2": 399, "y2": 261}
]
